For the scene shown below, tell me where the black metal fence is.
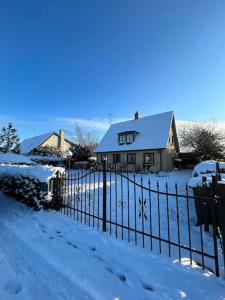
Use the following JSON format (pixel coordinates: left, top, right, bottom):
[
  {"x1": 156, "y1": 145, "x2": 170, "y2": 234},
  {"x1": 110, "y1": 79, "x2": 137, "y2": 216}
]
[{"x1": 51, "y1": 163, "x2": 224, "y2": 278}]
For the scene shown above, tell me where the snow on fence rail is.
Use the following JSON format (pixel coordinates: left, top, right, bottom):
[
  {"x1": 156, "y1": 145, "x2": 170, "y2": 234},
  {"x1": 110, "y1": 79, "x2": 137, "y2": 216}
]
[{"x1": 0, "y1": 164, "x2": 64, "y2": 209}]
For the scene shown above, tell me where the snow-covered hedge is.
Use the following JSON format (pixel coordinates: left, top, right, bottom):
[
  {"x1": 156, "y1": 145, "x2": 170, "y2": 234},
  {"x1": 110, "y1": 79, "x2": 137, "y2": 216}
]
[
  {"x1": 0, "y1": 164, "x2": 64, "y2": 182},
  {"x1": 0, "y1": 164, "x2": 65, "y2": 209},
  {"x1": 0, "y1": 153, "x2": 35, "y2": 165},
  {"x1": 0, "y1": 175, "x2": 48, "y2": 209},
  {"x1": 189, "y1": 160, "x2": 225, "y2": 188},
  {"x1": 192, "y1": 160, "x2": 225, "y2": 177},
  {"x1": 29, "y1": 155, "x2": 65, "y2": 167}
]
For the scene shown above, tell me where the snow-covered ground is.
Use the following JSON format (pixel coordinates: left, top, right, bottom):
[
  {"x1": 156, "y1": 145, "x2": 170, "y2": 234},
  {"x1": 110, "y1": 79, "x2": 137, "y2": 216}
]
[
  {"x1": 0, "y1": 192, "x2": 225, "y2": 300},
  {"x1": 63, "y1": 169, "x2": 223, "y2": 274}
]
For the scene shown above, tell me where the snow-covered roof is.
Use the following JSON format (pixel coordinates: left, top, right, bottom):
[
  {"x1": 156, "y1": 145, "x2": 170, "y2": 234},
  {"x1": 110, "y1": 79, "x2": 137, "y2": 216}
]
[
  {"x1": 96, "y1": 111, "x2": 174, "y2": 152},
  {"x1": 20, "y1": 131, "x2": 75, "y2": 154},
  {"x1": 20, "y1": 132, "x2": 55, "y2": 154},
  {"x1": 0, "y1": 153, "x2": 35, "y2": 165}
]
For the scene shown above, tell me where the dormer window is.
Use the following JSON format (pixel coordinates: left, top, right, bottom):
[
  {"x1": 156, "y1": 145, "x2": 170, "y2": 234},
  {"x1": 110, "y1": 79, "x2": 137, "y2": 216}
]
[
  {"x1": 126, "y1": 133, "x2": 134, "y2": 143},
  {"x1": 118, "y1": 131, "x2": 138, "y2": 145},
  {"x1": 118, "y1": 134, "x2": 126, "y2": 144}
]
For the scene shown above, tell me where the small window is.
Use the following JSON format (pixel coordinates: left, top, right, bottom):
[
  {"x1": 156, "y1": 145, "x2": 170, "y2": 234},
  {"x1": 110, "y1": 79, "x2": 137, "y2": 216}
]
[
  {"x1": 118, "y1": 134, "x2": 125, "y2": 144},
  {"x1": 127, "y1": 153, "x2": 136, "y2": 164},
  {"x1": 144, "y1": 153, "x2": 154, "y2": 164},
  {"x1": 126, "y1": 133, "x2": 134, "y2": 143},
  {"x1": 113, "y1": 154, "x2": 120, "y2": 163},
  {"x1": 101, "y1": 154, "x2": 108, "y2": 162}
]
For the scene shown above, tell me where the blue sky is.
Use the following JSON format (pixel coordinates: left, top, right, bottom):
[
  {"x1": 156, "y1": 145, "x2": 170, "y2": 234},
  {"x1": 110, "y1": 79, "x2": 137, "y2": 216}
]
[{"x1": 1, "y1": 0, "x2": 225, "y2": 141}]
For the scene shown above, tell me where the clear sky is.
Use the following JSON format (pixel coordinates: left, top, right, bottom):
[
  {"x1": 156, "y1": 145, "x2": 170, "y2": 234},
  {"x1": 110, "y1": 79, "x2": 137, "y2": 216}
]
[{"x1": 1, "y1": 0, "x2": 225, "y2": 141}]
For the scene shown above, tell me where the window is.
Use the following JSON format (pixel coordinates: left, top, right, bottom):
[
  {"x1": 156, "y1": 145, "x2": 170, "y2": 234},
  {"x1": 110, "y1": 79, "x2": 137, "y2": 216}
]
[
  {"x1": 113, "y1": 154, "x2": 121, "y2": 163},
  {"x1": 118, "y1": 132, "x2": 135, "y2": 144},
  {"x1": 144, "y1": 153, "x2": 154, "y2": 164},
  {"x1": 126, "y1": 133, "x2": 134, "y2": 143},
  {"x1": 101, "y1": 154, "x2": 108, "y2": 162},
  {"x1": 127, "y1": 153, "x2": 136, "y2": 164},
  {"x1": 118, "y1": 134, "x2": 126, "y2": 144}
]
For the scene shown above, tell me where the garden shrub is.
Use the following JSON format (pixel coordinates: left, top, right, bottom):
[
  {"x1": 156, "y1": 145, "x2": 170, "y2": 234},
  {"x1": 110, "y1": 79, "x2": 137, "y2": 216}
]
[{"x1": 0, "y1": 174, "x2": 50, "y2": 209}]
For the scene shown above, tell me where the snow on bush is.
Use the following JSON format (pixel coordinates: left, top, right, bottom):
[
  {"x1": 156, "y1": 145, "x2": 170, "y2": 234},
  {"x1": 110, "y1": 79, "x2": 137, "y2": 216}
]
[
  {"x1": 189, "y1": 160, "x2": 225, "y2": 188},
  {"x1": 0, "y1": 164, "x2": 65, "y2": 209},
  {"x1": 0, "y1": 175, "x2": 48, "y2": 209},
  {"x1": 193, "y1": 160, "x2": 225, "y2": 177},
  {"x1": 29, "y1": 155, "x2": 64, "y2": 162},
  {"x1": 29, "y1": 155, "x2": 65, "y2": 167},
  {"x1": 0, "y1": 153, "x2": 35, "y2": 165},
  {"x1": 0, "y1": 164, "x2": 64, "y2": 182}
]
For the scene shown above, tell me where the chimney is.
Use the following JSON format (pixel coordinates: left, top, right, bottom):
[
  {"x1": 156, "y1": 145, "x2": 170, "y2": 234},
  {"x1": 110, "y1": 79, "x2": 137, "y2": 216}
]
[
  {"x1": 59, "y1": 129, "x2": 65, "y2": 153},
  {"x1": 134, "y1": 111, "x2": 141, "y2": 120}
]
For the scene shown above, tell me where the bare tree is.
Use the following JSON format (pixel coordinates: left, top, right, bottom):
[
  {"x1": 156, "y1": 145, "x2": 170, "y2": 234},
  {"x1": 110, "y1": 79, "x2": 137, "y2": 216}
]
[
  {"x1": 179, "y1": 122, "x2": 225, "y2": 160},
  {"x1": 69, "y1": 124, "x2": 99, "y2": 155}
]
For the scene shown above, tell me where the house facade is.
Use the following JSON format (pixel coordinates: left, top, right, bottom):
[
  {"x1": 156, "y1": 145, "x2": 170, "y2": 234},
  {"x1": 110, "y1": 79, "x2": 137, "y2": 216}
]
[
  {"x1": 20, "y1": 130, "x2": 74, "y2": 156},
  {"x1": 95, "y1": 111, "x2": 179, "y2": 172}
]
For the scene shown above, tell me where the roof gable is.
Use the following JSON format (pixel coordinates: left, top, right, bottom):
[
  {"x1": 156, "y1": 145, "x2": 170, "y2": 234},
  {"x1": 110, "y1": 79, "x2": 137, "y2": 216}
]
[
  {"x1": 96, "y1": 111, "x2": 174, "y2": 152},
  {"x1": 20, "y1": 132, "x2": 55, "y2": 154}
]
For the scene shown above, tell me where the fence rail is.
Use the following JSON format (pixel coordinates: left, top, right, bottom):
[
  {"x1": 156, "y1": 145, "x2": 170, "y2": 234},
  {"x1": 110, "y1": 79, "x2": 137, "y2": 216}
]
[{"x1": 51, "y1": 163, "x2": 224, "y2": 278}]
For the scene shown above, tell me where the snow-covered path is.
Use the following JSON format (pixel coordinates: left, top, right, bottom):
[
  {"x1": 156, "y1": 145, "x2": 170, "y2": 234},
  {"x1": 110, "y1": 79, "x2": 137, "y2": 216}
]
[{"x1": 0, "y1": 193, "x2": 225, "y2": 300}]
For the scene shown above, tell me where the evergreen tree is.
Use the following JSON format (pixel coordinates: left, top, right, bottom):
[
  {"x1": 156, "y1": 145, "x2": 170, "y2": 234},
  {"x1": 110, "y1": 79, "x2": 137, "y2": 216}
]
[
  {"x1": 71, "y1": 144, "x2": 91, "y2": 161},
  {"x1": 0, "y1": 123, "x2": 20, "y2": 153}
]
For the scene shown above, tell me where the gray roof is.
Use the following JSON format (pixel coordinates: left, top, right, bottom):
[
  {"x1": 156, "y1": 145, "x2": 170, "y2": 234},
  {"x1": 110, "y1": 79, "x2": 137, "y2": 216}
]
[{"x1": 95, "y1": 111, "x2": 174, "y2": 153}]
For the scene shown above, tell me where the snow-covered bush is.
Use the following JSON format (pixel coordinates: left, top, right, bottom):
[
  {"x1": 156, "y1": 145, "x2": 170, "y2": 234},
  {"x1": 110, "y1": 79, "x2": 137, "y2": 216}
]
[
  {"x1": 0, "y1": 153, "x2": 35, "y2": 165},
  {"x1": 29, "y1": 155, "x2": 65, "y2": 167},
  {"x1": 0, "y1": 175, "x2": 48, "y2": 209},
  {"x1": 189, "y1": 160, "x2": 225, "y2": 188},
  {"x1": 0, "y1": 164, "x2": 65, "y2": 209},
  {"x1": 192, "y1": 160, "x2": 225, "y2": 177},
  {"x1": 30, "y1": 145, "x2": 62, "y2": 157}
]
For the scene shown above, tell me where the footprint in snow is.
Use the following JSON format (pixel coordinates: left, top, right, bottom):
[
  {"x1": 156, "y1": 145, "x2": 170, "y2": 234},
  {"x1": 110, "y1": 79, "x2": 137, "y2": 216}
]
[
  {"x1": 4, "y1": 279, "x2": 23, "y2": 295},
  {"x1": 94, "y1": 255, "x2": 105, "y2": 262},
  {"x1": 56, "y1": 231, "x2": 63, "y2": 238},
  {"x1": 142, "y1": 283, "x2": 154, "y2": 292},
  {"x1": 89, "y1": 246, "x2": 96, "y2": 252},
  {"x1": 49, "y1": 237, "x2": 54, "y2": 240},
  {"x1": 106, "y1": 267, "x2": 114, "y2": 274},
  {"x1": 118, "y1": 274, "x2": 126, "y2": 283},
  {"x1": 67, "y1": 241, "x2": 78, "y2": 249}
]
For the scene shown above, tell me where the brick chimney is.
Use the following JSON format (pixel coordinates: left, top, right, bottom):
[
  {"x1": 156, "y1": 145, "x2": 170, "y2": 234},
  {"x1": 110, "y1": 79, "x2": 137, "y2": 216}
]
[
  {"x1": 134, "y1": 111, "x2": 141, "y2": 120},
  {"x1": 59, "y1": 129, "x2": 65, "y2": 153}
]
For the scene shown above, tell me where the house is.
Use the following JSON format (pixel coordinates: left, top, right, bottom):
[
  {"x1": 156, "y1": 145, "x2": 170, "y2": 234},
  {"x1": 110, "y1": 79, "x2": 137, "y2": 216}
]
[
  {"x1": 20, "y1": 130, "x2": 74, "y2": 156},
  {"x1": 95, "y1": 111, "x2": 179, "y2": 172}
]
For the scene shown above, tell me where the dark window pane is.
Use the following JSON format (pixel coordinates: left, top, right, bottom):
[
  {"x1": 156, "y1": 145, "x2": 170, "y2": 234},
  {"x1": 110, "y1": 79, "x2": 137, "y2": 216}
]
[
  {"x1": 113, "y1": 154, "x2": 120, "y2": 163},
  {"x1": 127, "y1": 153, "x2": 136, "y2": 164}
]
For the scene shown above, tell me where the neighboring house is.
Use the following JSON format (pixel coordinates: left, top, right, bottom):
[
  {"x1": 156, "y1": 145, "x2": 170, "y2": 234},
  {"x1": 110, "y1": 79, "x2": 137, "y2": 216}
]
[
  {"x1": 95, "y1": 111, "x2": 179, "y2": 172},
  {"x1": 20, "y1": 130, "x2": 74, "y2": 156}
]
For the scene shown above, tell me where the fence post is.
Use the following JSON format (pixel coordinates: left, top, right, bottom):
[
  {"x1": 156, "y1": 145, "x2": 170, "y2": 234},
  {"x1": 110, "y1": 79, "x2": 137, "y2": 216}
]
[
  {"x1": 211, "y1": 175, "x2": 220, "y2": 277},
  {"x1": 51, "y1": 171, "x2": 63, "y2": 211},
  {"x1": 102, "y1": 157, "x2": 107, "y2": 232}
]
